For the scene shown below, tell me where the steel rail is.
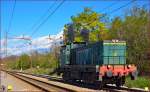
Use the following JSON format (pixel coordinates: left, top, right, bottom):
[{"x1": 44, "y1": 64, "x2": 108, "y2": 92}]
[
  {"x1": 104, "y1": 85, "x2": 147, "y2": 92},
  {"x1": 15, "y1": 72, "x2": 148, "y2": 92},
  {"x1": 6, "y1": 71, "x2": 74, "y2": 92},
  {"x1": 4, "y1": 70, "x2": 148, "y2": 92}
]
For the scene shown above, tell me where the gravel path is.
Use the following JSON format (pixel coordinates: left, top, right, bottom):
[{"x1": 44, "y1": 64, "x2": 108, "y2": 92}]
[{"x1": 0, "y1": 71, "x2": 42, "y2": 92}]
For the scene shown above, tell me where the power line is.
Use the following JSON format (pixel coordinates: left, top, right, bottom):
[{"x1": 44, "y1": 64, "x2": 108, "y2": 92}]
[
  {"x1": 7, "y1": 0, "x2": 16, "y2": 33},
  {"x1": 8, "y1": 0, "x2": 119, "y2": 44},
  {"x1": 24, "y1": 0, "x2": 58, "y2": 35},
  {"x1": 30, "y1": 0, "x2": 65, "y2": 37},
  {"x1": 86, "y1": 0, "x2": 136, "y2": 26},
  {"x1": 99, "y1": 0, "x2": 120, "y2": 13},
  {"x1": 4, "y1": 0, "x2": 16, "y2": 57},
  {"x1": 108, "y1": 0, "x2": 136, "y2": 14}
]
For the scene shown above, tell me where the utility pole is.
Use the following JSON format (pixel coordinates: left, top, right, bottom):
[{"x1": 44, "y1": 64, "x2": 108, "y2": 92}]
[
  {"x1": 46, "y1": 34, "x2": 52, "y2": 53},
  {"x1": 4, "y1": 32, "x2": 8, "y2": 57},
  {"x1": 28, "y1": 40, "x2": 32, "y2": 69},
  {"x1": 149, "y1": 0, "x2": 150, "y2": 43},
  {"x1": 0, "y1": 31, "x2": 8, "y2": 87},
  {"x1": 9, "y1": 35, "x2": 31, "y2": 71},
  {"x1": 46, "y1": 34, "x2": 62, "y2": 52},
  {"x1": 0, "y1": 19, "x2": 1, "y2": 90}
]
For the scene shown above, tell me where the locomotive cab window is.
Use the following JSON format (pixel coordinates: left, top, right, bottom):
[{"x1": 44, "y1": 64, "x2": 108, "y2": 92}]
[{"x1": 103, "y1": 41, "x2": 126, "y2": 65}]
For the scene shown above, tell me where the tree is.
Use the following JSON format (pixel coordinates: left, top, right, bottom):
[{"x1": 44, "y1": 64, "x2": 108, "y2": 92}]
[
  {"x1": 63, "y1": 23, "x2": 75, "y2": 43},
  {"x1": 18, "y1": 54, "x2": 30, "y2": 70},
  {"x1": 109, "y1": 6, "x2": 150, "y2": 73},
  {"x1": 64, "y1": 7, "x2": 109, "y2": 43},
  {"x1": 109, "y1": 17, "x2": 123, "y2": 39}
]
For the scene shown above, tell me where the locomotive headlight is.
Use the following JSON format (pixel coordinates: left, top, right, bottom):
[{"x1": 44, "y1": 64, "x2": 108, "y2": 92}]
[
  {"x1": 112, "y1": 39, "x2": 119, "y2": 43},
  {"x1": 127, "y1": 64, "x2": 131, "y2": 69},
  {"x1": 107, "y1": 65, "x2": 111, "y2": 69},
  {"x1": 116, "y1": 40, "x2": 119, "y2": 42}
]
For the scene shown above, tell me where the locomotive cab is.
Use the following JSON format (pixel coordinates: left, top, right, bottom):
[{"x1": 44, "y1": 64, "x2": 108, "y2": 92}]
[{"x1": 99, "y1": 40, "x2": 138, "y2": 87}]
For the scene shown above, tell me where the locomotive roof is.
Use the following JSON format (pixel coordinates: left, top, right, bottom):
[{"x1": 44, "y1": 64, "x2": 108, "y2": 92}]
[
  {"x1": 103, "y1": 40, "x2": 126, "y2": 45},
  {"x1": 61, "y1": 42, "x2": 86, "y2": 47},
  {"x1": 61, "y1": 40, "x2": 126, "y2": 47},
  {"x1": 103, "y1": 40, "x2": 126, "y2": 43}
]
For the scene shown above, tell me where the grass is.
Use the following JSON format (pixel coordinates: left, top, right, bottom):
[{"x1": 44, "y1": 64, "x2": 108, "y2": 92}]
[
  {"x1": 23, "y1": 68, "x2": 53, "y2": 75},
  {"x1": 125, "y1": 76, "x2": 150, "y2": 89}
]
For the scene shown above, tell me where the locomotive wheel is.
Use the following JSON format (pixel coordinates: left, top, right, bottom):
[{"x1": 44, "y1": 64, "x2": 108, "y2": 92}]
[
  {"x1": 99, "y1": 81, "x2": 105, "y2": 89},
  {"x1": 95, "y1": 81, "x2": 104, "y2": 89},
  {"x1": 115, "y1": 76, "x2": 125, "y2": 87},
  {"x1": 121, "y1": 76, "x2": 125, "y2": 85},
  {"x1": 62, "y1": 74, "x2": 67, "y2": 81},
  {"x1": 116, "y1": 81, "x2": 121, "y2": 87},
  {"x1": 62, "y1": 72, "x2": 70, "y2": 81}
]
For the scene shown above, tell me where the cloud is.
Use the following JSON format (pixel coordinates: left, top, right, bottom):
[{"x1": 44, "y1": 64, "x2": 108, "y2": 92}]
[{"x1": 0, "y1": 30, "x2": 63, "y2": 57}]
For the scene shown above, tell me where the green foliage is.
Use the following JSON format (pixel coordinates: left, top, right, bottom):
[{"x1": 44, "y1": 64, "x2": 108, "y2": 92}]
[
  {"x1": 64, "y1": 7, "x2": 109, "y2": 43},
  {"x1": 125, "y1": 76, "x2": 150, "y2": 89},
  {"x1": 23, "y1": 68, "x2": 51, "y2": 75},
  {"x1": 109, "y1": 6, "x2": 150, "y2": 73},
  {"x1": 5, "y1": 49, "x2": 59, "y2": 71},
  {"x1": 109, "y1": 17, "x2": 123, "y2": 39},
  {"x1": 18, "y1": 54, "x2": 30, "y2": 70}
]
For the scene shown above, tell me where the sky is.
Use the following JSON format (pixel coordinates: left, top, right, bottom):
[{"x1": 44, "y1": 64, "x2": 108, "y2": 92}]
[{"x1": 0, "y1": 0, "x2": 149, "y2": 56}]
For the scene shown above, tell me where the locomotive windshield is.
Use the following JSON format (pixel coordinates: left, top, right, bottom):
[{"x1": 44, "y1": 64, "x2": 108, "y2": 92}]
[{"x1": 103, "y1": 40, "x2": 126, "y2": 65}]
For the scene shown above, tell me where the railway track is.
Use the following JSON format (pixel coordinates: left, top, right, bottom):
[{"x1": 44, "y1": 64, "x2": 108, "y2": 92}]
[
  {"x1": 4, "y1": 70, "x2": 148, "y2": 92},
  {"x1": 17, "y1": 72, "x2": 148, "y2": 92},
  {"x1": 104, "y1": 85, "x2": 148, "y2": 92},
  {"x1": 7, "y1": 72, "x2": 71, "y2": 92},
  {"x1": 4, "y1": 70, "x2": 96, "y2": 92}
]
